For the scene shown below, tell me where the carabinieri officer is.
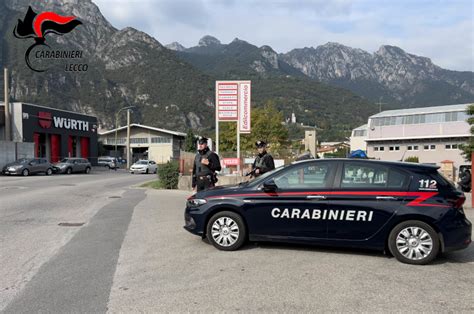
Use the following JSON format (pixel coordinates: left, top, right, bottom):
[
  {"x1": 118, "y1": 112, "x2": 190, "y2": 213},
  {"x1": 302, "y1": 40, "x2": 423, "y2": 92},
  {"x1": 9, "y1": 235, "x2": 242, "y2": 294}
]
[
  {"x1": 192, "y1": 137, "x2": 221, "y2": 192},
  {"x1": 251, "y1": 140, "x2": 275, "y2": 177}
]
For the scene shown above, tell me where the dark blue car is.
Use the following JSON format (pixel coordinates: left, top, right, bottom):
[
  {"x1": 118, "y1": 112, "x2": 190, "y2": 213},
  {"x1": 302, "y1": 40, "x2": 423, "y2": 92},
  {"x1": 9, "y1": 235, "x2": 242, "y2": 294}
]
[{"x1": 184, "y1": 159, "x2": 472, "y2": 265}]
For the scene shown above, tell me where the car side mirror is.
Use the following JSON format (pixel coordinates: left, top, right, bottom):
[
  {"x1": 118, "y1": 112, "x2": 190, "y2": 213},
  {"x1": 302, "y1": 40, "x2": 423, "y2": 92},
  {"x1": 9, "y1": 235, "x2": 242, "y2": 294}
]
[{"x1": 263, "y1": 179, "x2": 278, "y2": 192}]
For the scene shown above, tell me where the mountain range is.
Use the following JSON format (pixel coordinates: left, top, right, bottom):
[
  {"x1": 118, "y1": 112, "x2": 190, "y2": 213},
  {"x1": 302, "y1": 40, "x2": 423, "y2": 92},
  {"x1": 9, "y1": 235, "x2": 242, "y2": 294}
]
[
  {"x1": 1, "y1": 0, "x2": 472, "y2": 142},
  {"x1": 169, "y1": 36, "x2": 474, "y2": 107}
]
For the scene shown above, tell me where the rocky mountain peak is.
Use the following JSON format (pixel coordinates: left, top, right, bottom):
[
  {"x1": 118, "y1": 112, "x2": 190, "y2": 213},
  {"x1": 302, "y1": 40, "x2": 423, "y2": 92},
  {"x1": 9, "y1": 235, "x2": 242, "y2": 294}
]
[
  {"x1": 198, "y1": 35, "x2": 221, "y2": 47},
  {"x1": 165, "y1": 42, "x2": 186, "y2": 51}
]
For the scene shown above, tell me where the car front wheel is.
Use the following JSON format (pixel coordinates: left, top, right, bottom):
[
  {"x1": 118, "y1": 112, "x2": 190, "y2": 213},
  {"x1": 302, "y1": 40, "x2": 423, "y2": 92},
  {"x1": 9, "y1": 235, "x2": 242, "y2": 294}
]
[
  {"x1": 22, "y1": 169, "x2": 29, "y2": 176},
  {"x1": 46, "y1": 168, "x2": 53, "y2": 176},
  {"x1": 206, "y1": 211, "x2": 246, "y2": 251},
  {"x1": 66, "y1": 168, "x2": 72, "y2": 175},
  {"x1": 85, "y1": 167, "x2": 91, "y2": 174},
  {"x1": 388, "y1": 220, "x2": 439, "y2": 265}
]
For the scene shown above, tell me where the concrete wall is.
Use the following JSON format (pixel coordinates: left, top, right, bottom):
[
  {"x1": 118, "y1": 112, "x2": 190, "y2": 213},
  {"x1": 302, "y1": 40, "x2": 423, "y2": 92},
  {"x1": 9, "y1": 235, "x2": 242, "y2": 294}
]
[
  {"x1": 148, "y1": 145, "x2": 173, "y2": 164},
  {"x1": 0, "y1": 141, "x2": 34, "y2": 169},
  {"x1": 350, "y1": 135, "x2": 367, "y2": 151},
  {"x1": 0, "y1": 141, "x2": 15, "y2": 169},
  {"x1": 367, "y1": 139, "x2": 469, "y2": 180}
]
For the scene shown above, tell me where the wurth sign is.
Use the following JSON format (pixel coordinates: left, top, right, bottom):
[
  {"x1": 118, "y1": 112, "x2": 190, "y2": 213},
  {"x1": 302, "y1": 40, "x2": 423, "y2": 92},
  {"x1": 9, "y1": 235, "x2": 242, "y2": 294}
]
[{"x1": 216, "y1": 80, "x2": 251, "y2": 133}]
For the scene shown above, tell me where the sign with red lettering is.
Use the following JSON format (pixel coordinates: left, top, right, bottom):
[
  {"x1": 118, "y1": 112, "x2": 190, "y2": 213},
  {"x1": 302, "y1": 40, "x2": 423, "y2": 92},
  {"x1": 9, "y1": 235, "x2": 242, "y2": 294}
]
[
  {"x1": 222, "y1": 158, "x2": 241, "y2": 166},
  {"x1": 216, "y1": 81, "x2": 251, "y2": 133}
]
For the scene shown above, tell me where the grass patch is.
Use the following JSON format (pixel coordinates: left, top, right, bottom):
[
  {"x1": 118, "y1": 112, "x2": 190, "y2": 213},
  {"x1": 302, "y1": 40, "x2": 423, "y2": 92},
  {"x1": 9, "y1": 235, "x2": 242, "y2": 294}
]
[{"x1": 140, "y1": 180, "x2": 163, "y2": 189}]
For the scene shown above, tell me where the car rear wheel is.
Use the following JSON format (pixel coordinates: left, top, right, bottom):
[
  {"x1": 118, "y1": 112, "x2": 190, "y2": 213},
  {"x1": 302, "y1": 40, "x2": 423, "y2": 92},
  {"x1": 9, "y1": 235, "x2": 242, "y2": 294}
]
[
  {"x1": 46, "y1": 168, "x2": 53, "y2": 176},
  {"x1": 66, "y1": 168, "x2": 72, "y2": 175},
  {"x1": 85, "y1": 167, "x2": 91, "y2": 174},
  {"x1": 145, "y1": 168, "x2": 149, "y2": 174},
  {"x1": 206, "y1": 211, "x2": 246, "y2": 251},
  {"x1": 22, "y1": 169, "x2": 29, "y2": 176},
  {"x1": 388, "y1": 220, "x2": 439, "y2": 265}
]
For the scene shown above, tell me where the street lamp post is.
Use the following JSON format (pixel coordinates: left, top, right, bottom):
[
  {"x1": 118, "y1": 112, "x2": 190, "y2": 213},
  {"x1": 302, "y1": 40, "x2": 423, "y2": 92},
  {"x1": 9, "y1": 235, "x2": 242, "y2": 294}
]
[{"x1": 114, "y1": 105, "x2": 135, "y2": 162}]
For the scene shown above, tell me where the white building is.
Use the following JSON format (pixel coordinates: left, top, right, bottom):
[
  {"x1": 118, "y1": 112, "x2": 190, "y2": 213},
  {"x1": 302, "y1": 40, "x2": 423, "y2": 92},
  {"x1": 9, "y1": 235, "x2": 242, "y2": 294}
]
[
  {"x1": 358, "y1": 103, "x2": 471, "y2": 173},
  {"x1": 349, "y1": 124, "x2": 368, "y2": 152},
  {"x1": 99, "y1": 124, "x2": 186, "y2": 164}
]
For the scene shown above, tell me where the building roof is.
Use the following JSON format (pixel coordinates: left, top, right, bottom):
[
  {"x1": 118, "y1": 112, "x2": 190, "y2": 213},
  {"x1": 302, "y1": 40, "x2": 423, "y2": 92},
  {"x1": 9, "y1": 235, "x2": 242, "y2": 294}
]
[
  {"x1": 0, "y1": 102, "x2": 98, "y2": 119},
  {"x1": 354, "y1": 124, "x2": 368, "y2": 130},
  {"x1": 369, "y1": 103, "x2": 471, "y2": 119},
  {"x1": 99, "y1": 123, "x2": 186, "y2": 137}
]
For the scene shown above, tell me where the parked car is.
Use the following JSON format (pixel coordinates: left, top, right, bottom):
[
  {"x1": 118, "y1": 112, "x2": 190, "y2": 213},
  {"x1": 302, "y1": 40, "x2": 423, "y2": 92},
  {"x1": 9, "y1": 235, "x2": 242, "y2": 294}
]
[
  {"x1": 53, "y1": 158, "x2": 91, "y2": 174},
  {"x1": 130, "y1": 160, "x2": 157, "y2": 174},
  {"x1": 185, "y1": 158, "x2": 472, "y2": 265},
  {"x1": 98, "y1": 156, "x2": 118, "y2": 169},
  {"x1": 2, "y1": 158, "x2": 53, "y2": 176}
]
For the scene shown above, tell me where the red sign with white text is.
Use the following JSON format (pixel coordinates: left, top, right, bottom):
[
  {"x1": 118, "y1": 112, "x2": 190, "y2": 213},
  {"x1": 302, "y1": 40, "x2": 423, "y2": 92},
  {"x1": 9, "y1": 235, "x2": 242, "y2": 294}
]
[{"x1": 222, "y1": 158, "x2": 241, "y2": 166}]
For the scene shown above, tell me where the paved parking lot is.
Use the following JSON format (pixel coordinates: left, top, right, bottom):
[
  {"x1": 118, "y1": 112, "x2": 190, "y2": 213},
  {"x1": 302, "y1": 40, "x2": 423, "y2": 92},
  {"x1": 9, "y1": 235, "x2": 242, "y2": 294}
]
[
  {"x1": 107, "y1": 190, "x2": 474, "y2": 313},
  {"x1": 1, "y1": 174, "x2": 473, "y2": 312}
]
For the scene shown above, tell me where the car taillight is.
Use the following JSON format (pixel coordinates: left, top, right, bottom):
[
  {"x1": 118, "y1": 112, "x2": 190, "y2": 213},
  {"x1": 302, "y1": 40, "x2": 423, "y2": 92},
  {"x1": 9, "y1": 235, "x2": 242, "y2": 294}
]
[{"x1": 448, "y1": 195, "x2": 466, "y2": 213}]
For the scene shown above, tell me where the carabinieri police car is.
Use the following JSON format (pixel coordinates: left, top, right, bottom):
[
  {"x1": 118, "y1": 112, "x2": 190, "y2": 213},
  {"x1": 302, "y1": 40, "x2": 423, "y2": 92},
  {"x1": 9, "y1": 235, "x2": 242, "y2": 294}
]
[{"x1": 184, "y1": 159, "x2": 472, "y2": 265}]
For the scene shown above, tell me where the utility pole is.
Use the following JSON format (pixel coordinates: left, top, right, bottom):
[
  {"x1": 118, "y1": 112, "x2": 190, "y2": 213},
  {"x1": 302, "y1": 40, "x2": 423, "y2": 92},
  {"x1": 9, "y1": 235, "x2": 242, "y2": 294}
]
[
  {"x1": 376, "y1": 96, "x2": 386, "y2": 113},
  {"x1": 4, "y1": 68, "x2": 11, "y2": 141},
  {"x1": 126, "y1": 109, "x2": 131, "y2": 169}
]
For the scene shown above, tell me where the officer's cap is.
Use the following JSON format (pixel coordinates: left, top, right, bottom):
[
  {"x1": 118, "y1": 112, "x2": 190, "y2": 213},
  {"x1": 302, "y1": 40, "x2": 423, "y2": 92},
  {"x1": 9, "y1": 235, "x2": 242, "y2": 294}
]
[
  {"x1": 198, "y1": 136, "x2": 208, "y2": 145},
  {"x1": 255, "y1": 140, "x2": 267, "y2": 148}
]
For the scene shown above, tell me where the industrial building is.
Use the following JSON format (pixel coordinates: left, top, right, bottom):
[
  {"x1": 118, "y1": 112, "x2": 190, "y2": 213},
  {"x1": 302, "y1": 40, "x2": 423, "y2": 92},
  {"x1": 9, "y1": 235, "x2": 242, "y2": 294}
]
[
  {"x1": 350, "y1": 104, "x2": 471, "y2": 177},
  {"x1": 99, "y1": 124, "x2": 186, "y2": 164},
  {"x1": 0, "y1": 102, "x2": 98, "y2": 164}
]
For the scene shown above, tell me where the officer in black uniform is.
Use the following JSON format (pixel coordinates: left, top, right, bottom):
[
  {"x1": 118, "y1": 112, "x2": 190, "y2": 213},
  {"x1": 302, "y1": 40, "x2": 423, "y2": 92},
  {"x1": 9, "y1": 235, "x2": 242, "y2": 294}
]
[
  {"x1": 251, "y1": 140, "x2": 275, "y2": 177},
  {"x1": 192, "y1": 137, "x2": 221, "y2": 192}
]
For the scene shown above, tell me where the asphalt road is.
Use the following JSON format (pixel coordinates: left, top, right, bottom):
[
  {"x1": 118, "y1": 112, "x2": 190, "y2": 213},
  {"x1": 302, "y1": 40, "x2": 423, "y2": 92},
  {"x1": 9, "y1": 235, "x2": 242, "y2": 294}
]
[
  {"x1": 0, "y1": 170, "x2": 152, "y2": 312},
  {"x1": 1, "y1": 173, "x2": 473, "y2": 312}
]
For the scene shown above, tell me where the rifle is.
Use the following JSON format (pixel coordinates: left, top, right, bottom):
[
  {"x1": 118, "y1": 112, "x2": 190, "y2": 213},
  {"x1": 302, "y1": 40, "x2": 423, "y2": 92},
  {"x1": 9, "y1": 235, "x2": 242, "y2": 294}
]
[{"x1": 244, "y1": 169, "x2": 257, "y2": 177}]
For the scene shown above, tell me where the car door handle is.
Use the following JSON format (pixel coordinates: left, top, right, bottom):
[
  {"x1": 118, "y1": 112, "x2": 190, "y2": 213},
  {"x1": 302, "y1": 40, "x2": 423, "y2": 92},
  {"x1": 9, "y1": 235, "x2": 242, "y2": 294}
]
[
  {"x1": 306, "y1": 195, "x2": 326, "y2": 200},
  {"x1": 376, "y1": 196, "x2": 397, "y2": 200}
]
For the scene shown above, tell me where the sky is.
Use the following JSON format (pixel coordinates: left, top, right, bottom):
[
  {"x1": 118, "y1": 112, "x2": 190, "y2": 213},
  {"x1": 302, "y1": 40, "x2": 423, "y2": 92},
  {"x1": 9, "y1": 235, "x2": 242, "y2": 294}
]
[{"x1": 93, "y1": 0, "x2": 474, "y2": 71}]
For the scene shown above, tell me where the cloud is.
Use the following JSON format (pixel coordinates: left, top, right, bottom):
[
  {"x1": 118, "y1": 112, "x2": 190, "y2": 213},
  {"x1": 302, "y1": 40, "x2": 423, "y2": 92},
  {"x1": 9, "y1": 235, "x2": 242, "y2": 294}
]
[{"x1": 92, "y1": 0, "x2": 474, "y2": 71}]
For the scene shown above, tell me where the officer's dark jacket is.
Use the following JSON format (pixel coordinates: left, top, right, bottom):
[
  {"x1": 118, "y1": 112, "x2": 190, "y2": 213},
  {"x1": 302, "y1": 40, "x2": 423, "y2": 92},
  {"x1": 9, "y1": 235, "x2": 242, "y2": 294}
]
[
  {"x1": 252, "y1": 151, "x2": 275, "y2": 176},
  {"x1": 192, "y1": 147, "x2": 221, "y2": 187}
]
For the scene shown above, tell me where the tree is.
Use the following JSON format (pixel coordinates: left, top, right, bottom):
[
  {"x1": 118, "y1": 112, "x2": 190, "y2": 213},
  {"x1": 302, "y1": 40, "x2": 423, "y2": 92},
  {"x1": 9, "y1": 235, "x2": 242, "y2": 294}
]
[
  {"x1": 461, "y1": 104, "x2": 474, "y2": 161},
  {"x1": 217, "y1": 101, "x2": 289, "y2": 156},
  {"x1": 184, "y1": 129, "x2": 196, "y2": 152},
  {"x1": 404, "y1": 156, "x2": 419, "y2": 163}
]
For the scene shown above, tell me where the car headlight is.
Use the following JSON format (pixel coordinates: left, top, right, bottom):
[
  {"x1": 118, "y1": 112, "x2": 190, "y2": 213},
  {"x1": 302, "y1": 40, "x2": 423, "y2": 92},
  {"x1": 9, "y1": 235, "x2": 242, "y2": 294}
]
[
  {"x1": 59, "y1": 164, "x2": 67, "y2": 168},
  {"x1": 187, "y1": 198, "x2": 207, "y2": 207}
]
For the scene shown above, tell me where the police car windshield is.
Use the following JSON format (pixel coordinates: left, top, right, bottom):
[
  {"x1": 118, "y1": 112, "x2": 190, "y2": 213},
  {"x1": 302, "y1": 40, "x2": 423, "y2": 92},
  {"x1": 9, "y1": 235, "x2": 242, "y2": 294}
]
[
  {"x1": 136, "y1": 160, "x2": 148, "y2": 165},
  {"x1": 247, "y1": 165, "x2": 285, "y2": 186},
  {"x1": 59, "y1": 158, "x2": 70, "y2": 163}
]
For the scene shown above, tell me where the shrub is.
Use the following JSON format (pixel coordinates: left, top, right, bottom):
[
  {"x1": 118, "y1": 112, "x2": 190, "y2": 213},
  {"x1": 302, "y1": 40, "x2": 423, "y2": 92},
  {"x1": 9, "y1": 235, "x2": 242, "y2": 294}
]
[
  {"x1": 157, "y1": 161, "x2": 179, "y2": 189},
  {"x1": 404, "y1": 156, "x2": 419, "y2": 163}
]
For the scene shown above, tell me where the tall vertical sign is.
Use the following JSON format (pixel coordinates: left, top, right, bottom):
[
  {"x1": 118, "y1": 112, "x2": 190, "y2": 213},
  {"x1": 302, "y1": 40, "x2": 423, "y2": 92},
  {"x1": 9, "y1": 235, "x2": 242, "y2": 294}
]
[{"x1": 215, "y1": 80, "x2": 251, "y2": 173}]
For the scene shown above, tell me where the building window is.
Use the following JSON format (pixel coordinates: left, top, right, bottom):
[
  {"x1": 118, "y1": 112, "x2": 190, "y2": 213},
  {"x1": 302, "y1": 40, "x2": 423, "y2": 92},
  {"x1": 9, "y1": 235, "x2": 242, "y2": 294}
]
[
  {"x1": 374, "y1": 146, "x2": 385, "y2": 152},
  {"x1": 151, "y1": 137, "x2": 171, "y2": 144},
  {"x1": 407, "y1": 145, "x2": 419, "y2": 151},
  {"x1": 353, "y1": 130, "x2": 367, "y2": 137},
  {"x1": 371, "y1": 110, "x2": 467, "y2": 127},
  {"x1": 445, "y1": 144, "x2": 459, "y2": 150},
  {"x1": 389, "y1": 146, "x2": 400, "y2": 151},
  {"x1": 130, "y1": 138, "x2": 148, "y2": 144},
  {"x1": 424, "y1": 144, "x2": 436, "y2": 151}
]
